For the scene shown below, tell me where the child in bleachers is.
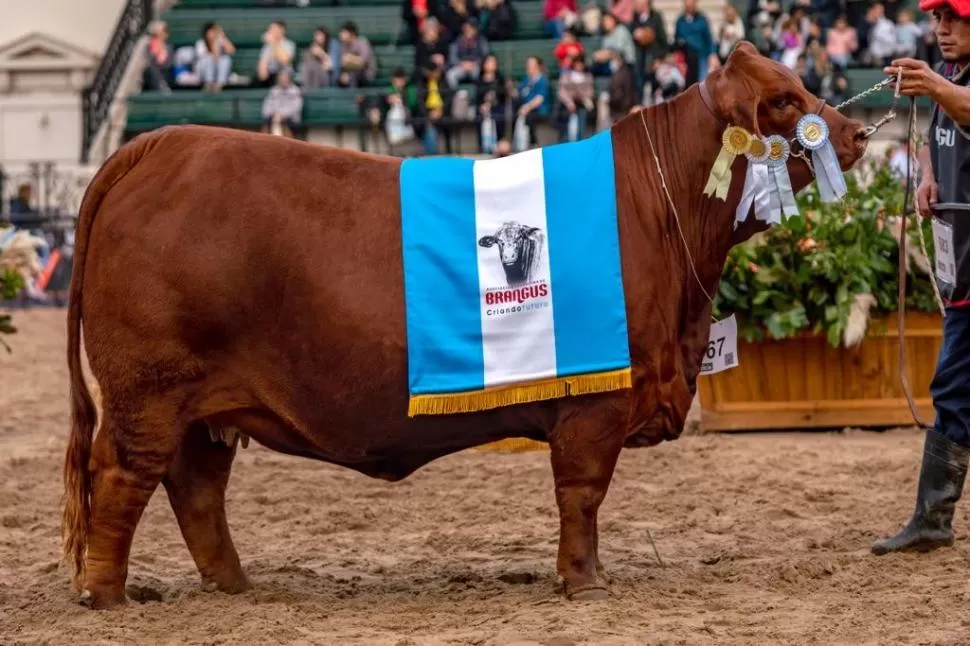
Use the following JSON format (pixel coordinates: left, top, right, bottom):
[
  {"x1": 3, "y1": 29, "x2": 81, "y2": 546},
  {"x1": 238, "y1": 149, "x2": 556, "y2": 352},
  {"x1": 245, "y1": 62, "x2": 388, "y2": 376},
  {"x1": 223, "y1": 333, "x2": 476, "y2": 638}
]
[{"x1": 553, "y1": 27, "x2": 585, "y2": 73}]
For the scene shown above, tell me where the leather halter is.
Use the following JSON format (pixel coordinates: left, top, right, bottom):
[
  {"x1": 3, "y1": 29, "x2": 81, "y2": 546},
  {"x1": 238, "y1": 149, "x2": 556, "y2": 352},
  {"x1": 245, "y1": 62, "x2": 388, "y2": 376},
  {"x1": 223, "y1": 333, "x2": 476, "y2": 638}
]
[{"x1": 698, "y1": 79, "x2": 725, "y2": 128}]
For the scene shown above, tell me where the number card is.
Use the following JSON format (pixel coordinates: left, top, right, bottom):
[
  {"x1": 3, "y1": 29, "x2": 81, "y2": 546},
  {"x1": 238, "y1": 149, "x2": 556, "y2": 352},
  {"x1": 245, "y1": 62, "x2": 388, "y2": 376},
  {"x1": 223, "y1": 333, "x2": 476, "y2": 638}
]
[
  {"x1": 932, "y1": 217, "x2": 956, "y2": 286},
  {"x1": 700, "y1": 315, "x2": 739, "y2": 376}
]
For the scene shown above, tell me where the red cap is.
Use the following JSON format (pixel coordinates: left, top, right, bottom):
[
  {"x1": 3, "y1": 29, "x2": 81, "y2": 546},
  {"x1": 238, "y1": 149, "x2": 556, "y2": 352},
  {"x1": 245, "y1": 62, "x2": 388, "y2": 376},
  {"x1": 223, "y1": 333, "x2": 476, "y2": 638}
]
[{"x1": 919, "y1": 0, "x2": 970, "y2": 17}]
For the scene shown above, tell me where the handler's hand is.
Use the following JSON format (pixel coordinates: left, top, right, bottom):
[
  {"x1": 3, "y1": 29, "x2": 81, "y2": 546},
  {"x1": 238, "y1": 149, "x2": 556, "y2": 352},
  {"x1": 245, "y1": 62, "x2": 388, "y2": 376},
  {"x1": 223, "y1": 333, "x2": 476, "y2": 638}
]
[
  {"x1": 916, "y1": 178, "x2": 939, "y2": 218},
  {"x1": 883, "y1": 58, "x2": 944, "y2": 98}
]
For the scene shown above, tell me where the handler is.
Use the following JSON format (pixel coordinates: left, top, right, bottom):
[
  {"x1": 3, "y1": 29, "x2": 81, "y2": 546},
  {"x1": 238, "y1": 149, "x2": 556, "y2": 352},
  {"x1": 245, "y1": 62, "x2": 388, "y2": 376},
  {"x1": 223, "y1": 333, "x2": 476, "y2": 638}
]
[{"x1": 872, "y1": 0, "x2": 970, "y2": 555}]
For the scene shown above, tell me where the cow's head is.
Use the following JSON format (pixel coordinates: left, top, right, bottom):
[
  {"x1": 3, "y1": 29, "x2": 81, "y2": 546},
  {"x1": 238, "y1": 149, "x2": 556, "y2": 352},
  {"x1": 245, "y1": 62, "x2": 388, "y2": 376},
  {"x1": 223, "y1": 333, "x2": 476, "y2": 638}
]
[
  {"x1": 478, "y1": 223, "x2": 542, "y2": 266},
  {"x1": 708, "y1": 41, "x2": 868, "y2": 193}
]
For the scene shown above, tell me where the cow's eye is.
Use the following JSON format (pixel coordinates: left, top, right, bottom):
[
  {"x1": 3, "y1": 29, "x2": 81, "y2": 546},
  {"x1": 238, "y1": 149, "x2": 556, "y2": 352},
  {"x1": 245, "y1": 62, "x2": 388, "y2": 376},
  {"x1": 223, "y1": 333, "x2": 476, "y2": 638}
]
[{"x1": 773, "y1": 97, "x2": 791, "y2": 110}]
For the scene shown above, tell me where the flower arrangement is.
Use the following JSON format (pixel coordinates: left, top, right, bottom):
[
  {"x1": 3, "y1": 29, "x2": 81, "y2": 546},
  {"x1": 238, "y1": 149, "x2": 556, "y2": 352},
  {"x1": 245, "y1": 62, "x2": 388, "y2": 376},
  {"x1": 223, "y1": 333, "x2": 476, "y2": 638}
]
[{"x1": 712, "y1": 155, "x2": 942, "y2": 348}]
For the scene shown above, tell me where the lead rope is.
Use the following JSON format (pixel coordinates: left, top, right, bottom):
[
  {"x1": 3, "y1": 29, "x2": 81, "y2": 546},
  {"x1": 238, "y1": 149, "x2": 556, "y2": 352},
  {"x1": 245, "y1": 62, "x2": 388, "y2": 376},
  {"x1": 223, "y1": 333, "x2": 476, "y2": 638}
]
[
  {"x1": 639, "y1": 108, "x2": 717, "y2": 317},
  {"x1": 896, "y1": 97, "x2": 935, "y2": 431},
  {"x1": 837, "y1": 70, "x2": 943, "y2": 431}
]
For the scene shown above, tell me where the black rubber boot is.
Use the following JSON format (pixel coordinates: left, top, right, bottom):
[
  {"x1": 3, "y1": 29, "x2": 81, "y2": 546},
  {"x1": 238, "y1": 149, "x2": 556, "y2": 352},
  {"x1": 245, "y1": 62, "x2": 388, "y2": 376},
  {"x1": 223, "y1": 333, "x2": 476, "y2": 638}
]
[{"x1": 871, "y1": 429, "x2": 970, "y2": 555}]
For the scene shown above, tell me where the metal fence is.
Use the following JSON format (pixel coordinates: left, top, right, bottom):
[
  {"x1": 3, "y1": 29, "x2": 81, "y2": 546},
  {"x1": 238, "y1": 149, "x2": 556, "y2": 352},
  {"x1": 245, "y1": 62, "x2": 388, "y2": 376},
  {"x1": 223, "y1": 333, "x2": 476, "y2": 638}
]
[
  {"x1": 81, "y1": 0, "x2": 155, "y2": 164},
  {"x1": 0, "y1": 162, "x2": 82, "y2": 307}
]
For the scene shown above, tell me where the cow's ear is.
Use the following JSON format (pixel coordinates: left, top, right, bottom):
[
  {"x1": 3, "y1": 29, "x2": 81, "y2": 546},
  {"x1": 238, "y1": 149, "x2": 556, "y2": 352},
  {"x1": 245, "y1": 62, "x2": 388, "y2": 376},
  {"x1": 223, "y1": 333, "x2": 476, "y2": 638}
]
[
  {"x1": 479, "y1": 235, "x2": 497, "y2": 248},
  {"x1": 712, "y1": 59, "x2": 763, "y2": 136}
]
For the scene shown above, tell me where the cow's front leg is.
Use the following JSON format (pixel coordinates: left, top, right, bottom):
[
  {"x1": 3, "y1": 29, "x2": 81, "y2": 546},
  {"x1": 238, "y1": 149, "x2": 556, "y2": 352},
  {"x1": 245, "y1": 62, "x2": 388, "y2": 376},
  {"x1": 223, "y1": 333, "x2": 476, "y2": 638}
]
[{"x1": 549, "y1": 400, "x2": 626, "y2": 601}]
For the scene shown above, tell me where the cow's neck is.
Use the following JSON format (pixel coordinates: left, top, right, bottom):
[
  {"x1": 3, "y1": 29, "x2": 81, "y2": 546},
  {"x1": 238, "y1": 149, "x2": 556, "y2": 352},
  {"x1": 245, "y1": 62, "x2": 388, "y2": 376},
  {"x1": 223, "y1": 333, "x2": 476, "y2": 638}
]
[{"x1": 615, "y1": 85, "x2": 741, "y2": 323}]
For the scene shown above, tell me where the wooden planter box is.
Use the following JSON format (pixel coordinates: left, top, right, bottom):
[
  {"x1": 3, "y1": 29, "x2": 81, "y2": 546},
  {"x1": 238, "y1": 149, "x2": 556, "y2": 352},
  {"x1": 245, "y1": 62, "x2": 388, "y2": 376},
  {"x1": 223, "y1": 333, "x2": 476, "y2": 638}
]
[{"x1": 697, "y1": 312, "x2": 943, "y2": 432}]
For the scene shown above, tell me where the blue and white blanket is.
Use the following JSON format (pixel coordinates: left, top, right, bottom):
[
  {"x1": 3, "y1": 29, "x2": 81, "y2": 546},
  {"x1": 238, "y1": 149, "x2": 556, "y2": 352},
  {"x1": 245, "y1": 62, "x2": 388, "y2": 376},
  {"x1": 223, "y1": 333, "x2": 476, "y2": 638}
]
[{"x1": 399, "y1": 130, "x2": 632, "y2": 415}]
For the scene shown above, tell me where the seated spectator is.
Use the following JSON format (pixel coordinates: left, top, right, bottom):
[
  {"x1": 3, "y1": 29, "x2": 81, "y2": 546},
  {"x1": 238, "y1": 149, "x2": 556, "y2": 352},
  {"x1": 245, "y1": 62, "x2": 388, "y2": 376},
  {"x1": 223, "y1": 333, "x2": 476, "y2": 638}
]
[
  {"x1": 446, "y1": 18, "x2": 489, "y2": 88},
  {"x1": 864, "y1": 2, "x2": 896, "y2": 68},
  {"x1": 591, "y1": 12, "x2": 636, "y2": 76},
  {"x1": 894, "y1": 9, "x2": 922, "y2": 59},
  {"x1": 649, "y1": 51, "x2": 686, "y2": 104},
  {"x1": 475, "y1": 53, "x2": 511, "y2": 152},
  {"x1": 512, "y1": 55, "x2": 550, "y2": 149},
  {"x1": 807, "y1": 0, "x2": 841, "y2": 30},
  {"x1": 553, "y1": 26, "x2": 585, "y2": 72},
  {"x1": 414, "y1": 18, "x2": 450, "y2": 81},
  {"x1": 557, "y1": 56, "x2": 594, "y2": 142},
  {"x1": 402, "y1": 0, "x2": 435, "y2": 46},
  {"x1": 610, "y1": 0, "x2": 635, "y2": 25},
  {"x1": 337, "y1": 22, "x2": 376, "y2": 87},
  {"x1": 778, "y1": 18, "x2": 804, "y2": 68},
  {"x1": 414, "y1": 62, "x2": 454, "y2": 154},
  {"x1": 257, "y1": 20, "x2": 295, "y2": 87},
  {"x1": 363, "y1": 68, "x2": 418, "y2": 145},
  {"x1": 717, "y1": 3, "x2": 746, "y2": 63},
  {"x1": 607, "y1": 49, "x2": 638, "y2": 119},
  {"x1": 803, "y1": 18, "x2": 824, "y2": 54},
  {"x1": 300, "y1": 27, "x2": 340, "y2": 90},
  {"x1": 630, "y1": 0, "x2": 670, "y2": 88},
  {"x1": 143, "y1": 21, "x2": 174, "y2": 92},
  {"x1": 800, "y1": 50, "x2": 847, "y2": 104},
  {"x1": 753, "y1": 22, "x2": 780, "y2": 60},
  {"x1": 261, "y1": 69, "x2": 302, "y2": 138},
  {"x1": 674, "y1": 0, "x2": 718, "y2": 82},
  {"x1": 195, "y1": 22, "x2": 236, "y2": 92},
  {"x1": 8, "y1": 185, "x2": 37, "y2": 229},
  {"x1": 544, "y1": 0, "x2": 578, "y2": 39},
  {"x1": 440, "y1": 0, "x2": 479, "y2": 41},
  {"x1": 825, "y1": 14, "x2": 858, "y2": 68},
  {"x1": 747, "y1": 0, "x2": 783, "y2": 30},
  {"x1": 476, "y1": 0, "x2": 517, "y2": 42}
]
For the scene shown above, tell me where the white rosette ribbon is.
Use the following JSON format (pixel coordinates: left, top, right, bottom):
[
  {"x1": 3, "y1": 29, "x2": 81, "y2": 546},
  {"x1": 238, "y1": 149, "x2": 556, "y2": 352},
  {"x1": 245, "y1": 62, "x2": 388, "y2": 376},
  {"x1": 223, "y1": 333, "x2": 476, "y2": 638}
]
[
  {"x1": 763, "y1": 135, "x2": 799, "y2": 224},
  {"x1": 735, "y1": 136, "x2": 773, "y2": 228},
  {"x1": 795, "y1": 113, "x2": 847, "y2": 203}
]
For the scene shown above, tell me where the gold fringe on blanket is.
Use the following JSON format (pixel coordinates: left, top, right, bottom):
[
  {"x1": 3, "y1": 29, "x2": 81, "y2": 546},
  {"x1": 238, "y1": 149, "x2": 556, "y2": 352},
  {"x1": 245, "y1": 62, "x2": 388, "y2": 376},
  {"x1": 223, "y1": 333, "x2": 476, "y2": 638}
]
[{"x1": 407, "y1": 367, "x2": 632, "y2": 417}]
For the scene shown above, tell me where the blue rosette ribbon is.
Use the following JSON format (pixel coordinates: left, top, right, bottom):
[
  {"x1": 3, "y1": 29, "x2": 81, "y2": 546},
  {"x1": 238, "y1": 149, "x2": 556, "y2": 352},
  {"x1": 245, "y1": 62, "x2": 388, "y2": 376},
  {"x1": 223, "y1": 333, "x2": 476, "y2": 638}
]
[{"x1": 795, "y1": 113, "x2": 847, "y2": 203}]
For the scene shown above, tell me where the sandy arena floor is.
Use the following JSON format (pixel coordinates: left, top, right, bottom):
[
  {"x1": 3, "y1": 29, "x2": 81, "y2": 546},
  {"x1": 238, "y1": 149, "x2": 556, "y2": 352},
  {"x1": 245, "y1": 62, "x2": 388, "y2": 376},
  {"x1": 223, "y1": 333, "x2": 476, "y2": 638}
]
[{"x1": 2, "y1": 309, "x2": 970, "y2": 645}]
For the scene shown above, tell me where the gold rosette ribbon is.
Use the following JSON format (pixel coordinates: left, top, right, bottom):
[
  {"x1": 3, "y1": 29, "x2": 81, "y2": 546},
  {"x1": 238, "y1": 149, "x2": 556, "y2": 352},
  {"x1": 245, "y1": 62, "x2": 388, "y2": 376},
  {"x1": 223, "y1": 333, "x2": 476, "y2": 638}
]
[{"x1": 704, "y1": 126, "x2": 753, "y2": 201}]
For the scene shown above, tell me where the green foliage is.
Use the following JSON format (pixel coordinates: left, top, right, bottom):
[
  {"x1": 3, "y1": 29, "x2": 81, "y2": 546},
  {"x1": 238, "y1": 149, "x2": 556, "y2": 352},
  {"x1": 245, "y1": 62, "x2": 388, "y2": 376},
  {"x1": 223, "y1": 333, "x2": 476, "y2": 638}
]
[
  {"x1": 0, "y1": 257, "x2": 26, "y2": 352},
  {"x1": 711, "y1": 158, "x2": 940, "y2": 347}
]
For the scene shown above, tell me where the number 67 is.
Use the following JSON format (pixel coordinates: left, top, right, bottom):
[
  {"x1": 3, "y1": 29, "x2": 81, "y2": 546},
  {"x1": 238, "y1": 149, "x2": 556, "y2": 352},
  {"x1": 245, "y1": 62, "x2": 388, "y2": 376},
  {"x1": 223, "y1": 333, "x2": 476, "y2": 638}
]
[{"x1": 706, "y1": 337, "x2": 725, "y2": 359}]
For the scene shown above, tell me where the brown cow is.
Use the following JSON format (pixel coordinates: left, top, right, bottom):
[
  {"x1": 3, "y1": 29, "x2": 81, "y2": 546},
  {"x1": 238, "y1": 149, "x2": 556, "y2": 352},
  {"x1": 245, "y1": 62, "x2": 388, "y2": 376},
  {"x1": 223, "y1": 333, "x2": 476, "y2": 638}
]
[{"x1": 62, "y1": 41, "x2": 867, "y2": 609}]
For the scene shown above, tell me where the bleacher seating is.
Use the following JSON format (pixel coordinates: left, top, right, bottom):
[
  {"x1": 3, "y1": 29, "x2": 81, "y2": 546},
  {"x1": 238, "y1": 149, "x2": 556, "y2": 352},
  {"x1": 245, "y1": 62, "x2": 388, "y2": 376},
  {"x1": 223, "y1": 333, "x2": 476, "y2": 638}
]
[{"x1": 125, "y1": 0, "x2": 932, "y2": 137}]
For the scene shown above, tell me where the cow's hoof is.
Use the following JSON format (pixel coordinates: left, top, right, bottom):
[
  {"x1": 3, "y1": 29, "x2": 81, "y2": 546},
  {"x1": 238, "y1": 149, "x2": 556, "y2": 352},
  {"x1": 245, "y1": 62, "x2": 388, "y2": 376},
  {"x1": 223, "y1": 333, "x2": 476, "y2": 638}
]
[
  {"x1": 201, "y1": 574, "x2": 252, "y2": 595},
  {"x1": 566, "y1": 583, "x2": 610, "y2": 602},
  {"x1": 78, "y1": 588, "x2": 127, "y2": 610}
]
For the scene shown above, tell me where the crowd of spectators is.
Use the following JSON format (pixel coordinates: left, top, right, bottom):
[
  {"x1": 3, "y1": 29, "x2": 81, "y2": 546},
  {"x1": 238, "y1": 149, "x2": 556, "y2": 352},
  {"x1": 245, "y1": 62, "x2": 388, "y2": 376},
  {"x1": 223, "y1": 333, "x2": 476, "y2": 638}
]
[{"x1": 139, "y1": 0, "x2": 941, "y2": 155}]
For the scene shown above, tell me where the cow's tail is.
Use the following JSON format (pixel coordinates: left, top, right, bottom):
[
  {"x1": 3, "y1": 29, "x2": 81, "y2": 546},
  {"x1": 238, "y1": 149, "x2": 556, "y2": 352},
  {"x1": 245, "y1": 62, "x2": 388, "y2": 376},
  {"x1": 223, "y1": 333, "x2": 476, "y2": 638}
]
[{"x1": 63, "y1": 133, "x2": 153, "y2": 592}]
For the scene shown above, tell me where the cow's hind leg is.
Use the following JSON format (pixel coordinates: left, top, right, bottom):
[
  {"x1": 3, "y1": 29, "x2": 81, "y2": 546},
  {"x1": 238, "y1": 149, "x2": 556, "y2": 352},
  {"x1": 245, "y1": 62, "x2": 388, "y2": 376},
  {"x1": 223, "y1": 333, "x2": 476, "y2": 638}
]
[
  {"x1": 162, "y1": 423, "x2": 250, "y2": 594},
  {"x1": 82, "y1": 408, "x2": 182, "y2": 609},
  {"x1": 549, "y1": 401, "x2": 626, "y2": 602}
]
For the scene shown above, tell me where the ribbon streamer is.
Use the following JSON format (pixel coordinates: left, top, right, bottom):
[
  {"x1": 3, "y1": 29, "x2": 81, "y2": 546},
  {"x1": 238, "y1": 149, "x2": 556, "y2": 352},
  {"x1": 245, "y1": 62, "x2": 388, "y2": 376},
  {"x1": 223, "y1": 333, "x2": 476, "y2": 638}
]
[
  {"x1": 764, "y1": 135, "x2": 799, "y2": 223},
  {"x1": 735, "y1": 137, "x2": 774, "y2": 227},
  {"x1": 704, "y1": 126, "x2": 753, "y2": 201},
  {"x1": 796, "y1": 114, "x2": 847, "y2": 202}
]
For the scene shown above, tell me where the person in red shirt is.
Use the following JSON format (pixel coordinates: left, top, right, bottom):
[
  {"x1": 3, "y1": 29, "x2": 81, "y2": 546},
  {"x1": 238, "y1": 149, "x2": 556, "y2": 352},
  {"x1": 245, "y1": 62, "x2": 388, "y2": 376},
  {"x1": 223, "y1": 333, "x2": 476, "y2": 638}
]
[
  {"x1": 544, "y1": 0, "x2": 578, "y2": 39},
  {"x1": 554, "y1": 27, "x2": 585, "y2": 71}
]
